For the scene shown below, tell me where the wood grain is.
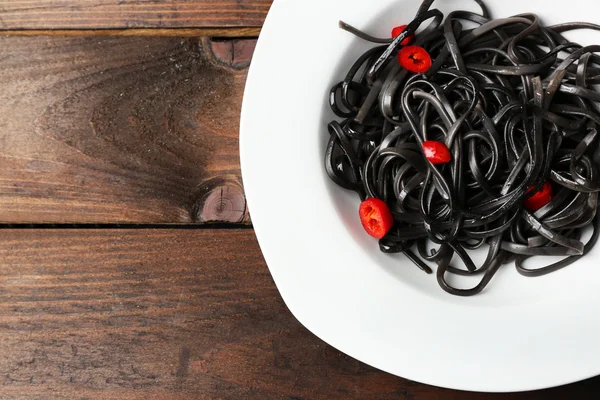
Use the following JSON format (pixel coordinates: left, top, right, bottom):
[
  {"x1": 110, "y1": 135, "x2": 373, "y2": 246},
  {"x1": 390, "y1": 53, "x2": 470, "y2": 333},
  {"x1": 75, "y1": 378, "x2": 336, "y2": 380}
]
[
  {"x1": 0, "y1": 0, "x2": 272, "y2": 30},
  {"x1": 0, "y1": 228, "x2": 596, "y2": 399},
  {"x1": 0, "y1": 36, "x2": 255, "y2": 224}
]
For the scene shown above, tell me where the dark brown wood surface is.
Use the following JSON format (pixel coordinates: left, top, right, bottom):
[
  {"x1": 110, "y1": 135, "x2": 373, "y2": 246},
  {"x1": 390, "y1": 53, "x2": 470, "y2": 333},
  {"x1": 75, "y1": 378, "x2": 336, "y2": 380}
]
[
  {"x1": 0, "y1": 36, "x2": 253, "y2": 224},
  {"x1": 0, "y1": 0, "x2": 271, "y2": 30},
  {"x1": 0, "y1": 1, "x2": 598, "y2": 399},
  {"x1": 0, "y1": 228, "x2": 597, "y2": 400}
]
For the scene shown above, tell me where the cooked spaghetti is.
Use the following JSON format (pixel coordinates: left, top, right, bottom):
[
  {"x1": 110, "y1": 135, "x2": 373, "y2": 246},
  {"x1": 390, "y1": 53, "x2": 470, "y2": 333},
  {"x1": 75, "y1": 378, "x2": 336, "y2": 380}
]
[{"x1": 325, "y1": 0, "x2": 600, "y2": 295}]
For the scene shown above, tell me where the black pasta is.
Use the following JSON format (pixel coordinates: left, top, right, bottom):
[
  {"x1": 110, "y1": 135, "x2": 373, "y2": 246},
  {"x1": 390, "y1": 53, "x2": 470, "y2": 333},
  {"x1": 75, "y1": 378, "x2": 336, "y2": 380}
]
[{"x1": 325, "y1": 0, "x2": 600, "y2": 296}]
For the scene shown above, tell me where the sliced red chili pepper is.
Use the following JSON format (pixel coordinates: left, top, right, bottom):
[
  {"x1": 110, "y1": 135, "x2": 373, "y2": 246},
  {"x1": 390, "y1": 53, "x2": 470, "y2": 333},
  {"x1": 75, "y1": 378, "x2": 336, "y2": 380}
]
[
  {"x1": 359, "y1": 198, "x2": 394, "y2": 239},
  {"x1": 391, "y1": 25, "x2": 415, "y2": 45},
  {"x1": 398, "y1": 45, "x2": 432, "y2": 73},
  {"x1": 524, "y1": 182, "x2": 553, "y2": 211},
  {"x1": 422, "y1": 140, "x2": 451, "y2": 164}
]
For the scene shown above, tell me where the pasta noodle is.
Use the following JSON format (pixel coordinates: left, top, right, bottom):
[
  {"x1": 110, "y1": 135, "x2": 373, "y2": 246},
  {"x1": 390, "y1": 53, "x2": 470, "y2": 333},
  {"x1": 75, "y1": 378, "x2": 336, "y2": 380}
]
[{"x1": 325, "y1": 0, "x2": 600, "y2": 295}]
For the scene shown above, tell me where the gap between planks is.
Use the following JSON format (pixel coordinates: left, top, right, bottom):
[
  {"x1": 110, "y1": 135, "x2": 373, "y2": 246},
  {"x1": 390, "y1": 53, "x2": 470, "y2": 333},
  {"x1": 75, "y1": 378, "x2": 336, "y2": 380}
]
[
  {"x1": 0, "y1": 223, "x2": 254, "y2": 229},
  {"x1": 0, "y1": 27, "x2": 261, "y2": 37}
]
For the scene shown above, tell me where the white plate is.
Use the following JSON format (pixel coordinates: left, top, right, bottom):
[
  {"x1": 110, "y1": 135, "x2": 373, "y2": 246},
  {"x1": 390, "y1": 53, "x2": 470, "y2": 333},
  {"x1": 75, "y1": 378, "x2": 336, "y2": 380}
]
[{"x1": 240, "y1": 0, "x2": 600, "y2": 392}]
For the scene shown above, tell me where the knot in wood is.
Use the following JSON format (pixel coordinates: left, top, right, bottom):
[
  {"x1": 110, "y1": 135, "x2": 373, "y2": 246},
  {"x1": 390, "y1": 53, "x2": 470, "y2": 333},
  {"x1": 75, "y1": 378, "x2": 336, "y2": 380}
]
[
  {"x1": 206, "y1": 38, "x2": 256, "y2": 70},
  {"x1": 195, "y1": 182, "x2": 246, "y2": 223}
]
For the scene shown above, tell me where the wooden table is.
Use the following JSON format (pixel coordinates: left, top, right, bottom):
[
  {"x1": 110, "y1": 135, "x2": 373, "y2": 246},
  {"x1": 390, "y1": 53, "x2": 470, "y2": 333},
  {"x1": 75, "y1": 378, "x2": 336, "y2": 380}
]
[{"x1": 0, "y1": 1, "x2": 597, "y2": 398}]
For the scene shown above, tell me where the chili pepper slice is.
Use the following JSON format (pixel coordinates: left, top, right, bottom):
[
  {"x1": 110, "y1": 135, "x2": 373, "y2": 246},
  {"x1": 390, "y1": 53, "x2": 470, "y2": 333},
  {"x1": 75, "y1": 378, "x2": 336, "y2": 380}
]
[
  {"x1": 391, "y1": 25, "x2": 415, "y2": 45},
  {"x1": 359, "y1": 198, "x2": 394, "y2": 239},
  {"x1": 524, "y1": 182, "x2": 553, "y2": 211},
  {"x1": 422, "y1": 140, "x2": 451, "y2": 164},
  {"x1": 398, "y1": 45, "x2": 432, "y2": 73}
]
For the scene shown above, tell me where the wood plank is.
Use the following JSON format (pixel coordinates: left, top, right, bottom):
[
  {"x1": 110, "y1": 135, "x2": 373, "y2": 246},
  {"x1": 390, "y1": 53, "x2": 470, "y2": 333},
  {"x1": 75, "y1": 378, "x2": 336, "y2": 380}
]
[
  {"x1": 0, "y1": 228, "x2": 597, "y2": 399},
  {"x1": 0, "y1": 0, "x2": 272, "y2": 30},
  {"x1": 0, "y1": 36, "x2": 255, "y2": 224}
]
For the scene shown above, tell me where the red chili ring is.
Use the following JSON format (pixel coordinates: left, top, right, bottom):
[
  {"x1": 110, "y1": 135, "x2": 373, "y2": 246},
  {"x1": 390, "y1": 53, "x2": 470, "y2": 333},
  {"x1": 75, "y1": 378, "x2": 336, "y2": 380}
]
[
  {"x1": 422, "y1": 140, "x2": 451, "y2": 165},
  {"x1": 398, "y1": 45, "x2": 432, "y2": 73},
  {"x1": 359, "y1": 198, "x2": 394, "y2": 239},
  {"x1": 524, "y1": 182, "x2": 553, "y2": 211}
]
